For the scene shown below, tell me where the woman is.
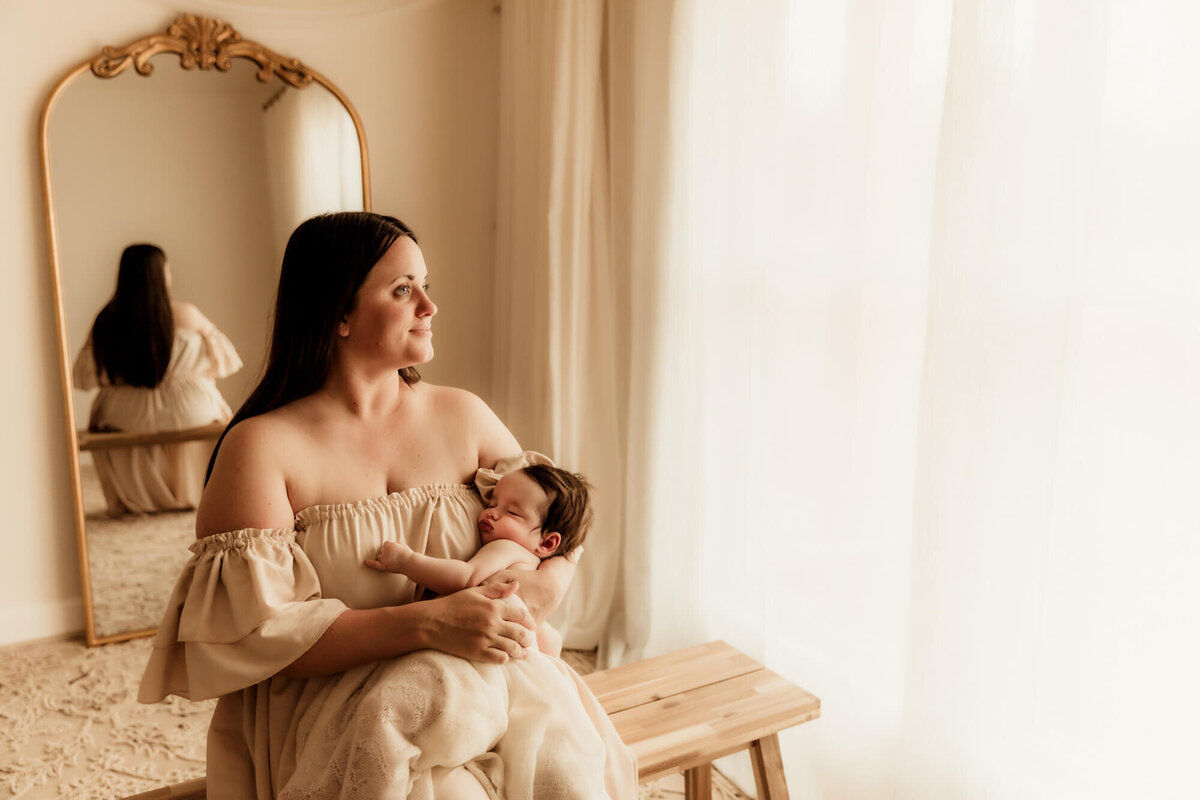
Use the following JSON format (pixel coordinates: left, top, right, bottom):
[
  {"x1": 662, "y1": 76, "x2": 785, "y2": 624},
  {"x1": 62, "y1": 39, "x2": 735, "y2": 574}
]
[
  {"x1": 72, "y1": 243, "x2": 242, "y2": 516},
  {"x1": 139, "y1": 213, "x2": 635, "y2": 798}
]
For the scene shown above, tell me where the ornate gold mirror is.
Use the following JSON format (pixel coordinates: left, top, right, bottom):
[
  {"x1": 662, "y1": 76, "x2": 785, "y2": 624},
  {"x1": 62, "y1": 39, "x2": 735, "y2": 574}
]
[{"x1": 41, "y1": 14, "x2": 371, "y2": 645}]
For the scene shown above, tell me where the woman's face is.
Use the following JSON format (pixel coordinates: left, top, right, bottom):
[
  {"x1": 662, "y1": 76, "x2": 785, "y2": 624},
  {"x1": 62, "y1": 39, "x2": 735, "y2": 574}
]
[{"x1": 338, "y1": 236, "x2": 437, "y2": 368}]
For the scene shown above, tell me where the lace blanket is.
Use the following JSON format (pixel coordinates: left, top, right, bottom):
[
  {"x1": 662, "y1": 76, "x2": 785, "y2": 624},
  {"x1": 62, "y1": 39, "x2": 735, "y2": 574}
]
[{"x1": 281, "y1": 649, "x2": 614, "y2": 799}]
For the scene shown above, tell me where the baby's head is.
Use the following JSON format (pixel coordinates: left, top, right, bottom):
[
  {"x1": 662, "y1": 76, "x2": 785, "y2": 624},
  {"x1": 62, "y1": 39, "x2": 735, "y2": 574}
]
[{"x1": 477, "y1": 465, "x2": 593, "y2": 559}]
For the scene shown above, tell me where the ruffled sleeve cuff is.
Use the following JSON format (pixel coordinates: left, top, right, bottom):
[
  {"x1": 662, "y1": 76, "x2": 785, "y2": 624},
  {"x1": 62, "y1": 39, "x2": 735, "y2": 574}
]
[
  {"x1": 200, "y1": 327, "x2": 243, "y2": 379},
  {"x1": 138, "y1": 528, "x2": 346, "y2": 702},
  {"x1": 474, "y1": 450, "x2": 556, "y2": 503}
]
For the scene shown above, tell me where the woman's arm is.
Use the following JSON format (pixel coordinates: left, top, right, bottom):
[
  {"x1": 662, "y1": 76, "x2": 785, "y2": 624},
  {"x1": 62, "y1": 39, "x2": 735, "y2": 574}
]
[
  {"x1": 198, "y1": 416, "x2": 537, "y2": 677},
  {"x1": 484, "y1": 555, "x2": 577, "y2": 625},
  {"x1": 196, "y1": 417, "x2": 294, "y2": 534},
  {"x1": 281, "y1": 582, "x2": 535, "y2": 676}
]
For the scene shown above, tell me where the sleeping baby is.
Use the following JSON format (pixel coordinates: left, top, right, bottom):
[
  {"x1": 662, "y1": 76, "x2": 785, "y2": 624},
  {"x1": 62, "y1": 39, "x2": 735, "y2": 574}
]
[{"x1": 365, "y1": 463, "x2": 592, "y2": 657}]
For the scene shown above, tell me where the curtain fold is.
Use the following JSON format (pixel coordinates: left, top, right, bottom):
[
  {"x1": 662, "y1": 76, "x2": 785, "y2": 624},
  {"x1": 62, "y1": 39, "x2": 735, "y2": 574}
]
[{"x1": 492, "y1": 0, "x2": 622, "y2": 648}]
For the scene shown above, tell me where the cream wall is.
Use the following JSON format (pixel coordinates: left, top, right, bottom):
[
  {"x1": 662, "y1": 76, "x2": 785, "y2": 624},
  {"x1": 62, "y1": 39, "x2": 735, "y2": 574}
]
[{"x1": 0, "y1": 0, "x2": 500, "y2": 646}]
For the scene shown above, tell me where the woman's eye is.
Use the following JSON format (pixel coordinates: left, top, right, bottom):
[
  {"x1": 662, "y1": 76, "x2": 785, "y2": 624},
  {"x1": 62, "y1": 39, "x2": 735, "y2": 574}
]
[{"x1": 394, "y1": 285, "x2": 411, "y2": 297}]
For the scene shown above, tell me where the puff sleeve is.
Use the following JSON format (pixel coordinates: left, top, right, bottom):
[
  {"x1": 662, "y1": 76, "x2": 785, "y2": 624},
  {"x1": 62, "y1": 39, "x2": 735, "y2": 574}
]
[
  {"x1": 198, "y1": 326, "x2": 243, "y2": 379},
  {"x1": 138, "y1": 528, "x2": 347, "y2": 702}
]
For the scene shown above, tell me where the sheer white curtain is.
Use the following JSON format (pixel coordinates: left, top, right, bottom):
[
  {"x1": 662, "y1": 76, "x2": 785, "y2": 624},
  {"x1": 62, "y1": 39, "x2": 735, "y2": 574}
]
[
  {"x1": 495, "y1": 0, "x2": 1200, "y2": 796},
  {"x1": 615, "y1": 0, "x2": 942, "y2": 792},
  {"x1": 895, "y1": 1, "x2": 1200, "y2": 797}
]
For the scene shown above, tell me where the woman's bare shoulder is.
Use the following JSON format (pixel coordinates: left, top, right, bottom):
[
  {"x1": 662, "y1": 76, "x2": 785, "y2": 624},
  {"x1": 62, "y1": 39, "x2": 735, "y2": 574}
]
[
  {"x1": 420, "y1": 382, "x2": 491, "y2": 413},
  {"x1": 418, "y1": 382, "x2": 520, "y2": 466},
  {"x1": 195, "y1": 411, "x2": 304, "y2": 536},
  {"x1": 418, "y1": 383, "x2": 507, "y2": 431},
  {"x1": 218, "y1": 410, "x2": 304, "y2": 454},
  {"x1": 170, "y1": 301, "x2": 213, "y2": 333}
]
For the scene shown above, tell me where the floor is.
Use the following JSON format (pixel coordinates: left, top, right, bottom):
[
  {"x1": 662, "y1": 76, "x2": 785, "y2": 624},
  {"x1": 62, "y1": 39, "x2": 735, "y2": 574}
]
[{"x1": 78, "y1": 462, "x2": 197, "y2": 639}]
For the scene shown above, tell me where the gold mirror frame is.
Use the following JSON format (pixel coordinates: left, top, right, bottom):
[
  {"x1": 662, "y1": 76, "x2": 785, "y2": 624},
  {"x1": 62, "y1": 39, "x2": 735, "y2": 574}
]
[{"x1": 40, "y1": 13, "x2": 372, "y2": 646}]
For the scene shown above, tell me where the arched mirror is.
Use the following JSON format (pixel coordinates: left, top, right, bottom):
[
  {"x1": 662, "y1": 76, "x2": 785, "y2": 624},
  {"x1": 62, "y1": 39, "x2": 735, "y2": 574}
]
[{"x1": 41, "y1": 14, "x2": 371, "y2": 645}]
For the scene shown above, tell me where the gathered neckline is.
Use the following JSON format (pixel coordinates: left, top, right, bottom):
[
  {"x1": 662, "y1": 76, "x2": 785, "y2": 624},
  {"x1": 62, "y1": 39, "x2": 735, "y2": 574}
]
[{"x1": 293, "y1": 483, "x2": 477, "y2": 527}]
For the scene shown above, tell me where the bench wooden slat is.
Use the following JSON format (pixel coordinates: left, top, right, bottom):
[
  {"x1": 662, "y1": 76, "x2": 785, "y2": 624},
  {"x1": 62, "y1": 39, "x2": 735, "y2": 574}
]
[
  {"x1": 606, "y1": 666, "x2": 820, "y2": 781},
  {"x1": 582, "y1": 639, "x2": 761, "y2": 714}
]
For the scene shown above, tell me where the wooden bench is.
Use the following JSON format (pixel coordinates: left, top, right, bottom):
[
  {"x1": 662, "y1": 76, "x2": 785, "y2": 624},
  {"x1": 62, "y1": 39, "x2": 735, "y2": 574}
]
[
  {"x1": 124, "y1": 640, "x2": 820, "y2": 799},
  {"x1": 583, "y1": 640, "x2": 820, "y2": 798}
]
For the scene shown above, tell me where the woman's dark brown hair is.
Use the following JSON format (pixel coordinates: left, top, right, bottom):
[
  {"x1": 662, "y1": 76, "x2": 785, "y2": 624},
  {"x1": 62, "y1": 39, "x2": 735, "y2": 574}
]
[
  {"x1": 90, "y1": 244, "x2": 173, "y2": 389},
  {"x1": 206, "y1": 211, "x2": 418, "y2": 480}
]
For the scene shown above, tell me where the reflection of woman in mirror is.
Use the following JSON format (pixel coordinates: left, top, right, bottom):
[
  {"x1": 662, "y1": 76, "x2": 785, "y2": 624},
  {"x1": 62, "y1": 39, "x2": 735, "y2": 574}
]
[
  {"x1": 139, "y1": 213, "x2": 634, "y2": 799},
  {"x1": 72, "y1": 243, "x2": 242, "y2": 517}
]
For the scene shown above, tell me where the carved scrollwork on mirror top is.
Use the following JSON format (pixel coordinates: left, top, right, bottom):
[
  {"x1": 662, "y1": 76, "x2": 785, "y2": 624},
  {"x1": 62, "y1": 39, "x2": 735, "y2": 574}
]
[
  {"x1": 91, "y1": 13, "x2": 315, "y2": 88},
  {"x1": 40, "y1": 13, "x2": 371, "y2": 646}
]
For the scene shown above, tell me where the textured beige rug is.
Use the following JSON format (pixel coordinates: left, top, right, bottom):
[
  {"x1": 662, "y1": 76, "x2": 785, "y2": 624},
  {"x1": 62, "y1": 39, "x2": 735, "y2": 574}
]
[
  {"x1": 84, "y1": 511, "x2": 194, "y2": 639},
  {"x1": 79, "y1": 463, "x2": 196, "y2": 639},
  {"x1": 0, "y1": 636, "x2": 750, "y2": 799}
]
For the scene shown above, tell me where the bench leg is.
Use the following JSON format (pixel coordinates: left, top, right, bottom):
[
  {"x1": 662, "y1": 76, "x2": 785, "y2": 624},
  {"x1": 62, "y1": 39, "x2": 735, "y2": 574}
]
[
  {"x1": 749, "y1": 734, "x2": 789, "y2": 800},
  {"x1": 684, "y1": 762, "x2": 713, "y2": 799}
]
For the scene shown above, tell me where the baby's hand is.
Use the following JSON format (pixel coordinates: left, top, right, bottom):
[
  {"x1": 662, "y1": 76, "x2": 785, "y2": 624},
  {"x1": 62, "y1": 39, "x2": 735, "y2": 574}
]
[{"x1": 364, "y1": 541, "x2": 413, "y2": 573}]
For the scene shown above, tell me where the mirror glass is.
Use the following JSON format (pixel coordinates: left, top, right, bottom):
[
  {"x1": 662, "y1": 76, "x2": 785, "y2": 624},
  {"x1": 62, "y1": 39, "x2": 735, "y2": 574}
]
[{"x1": 47, "y1": 27, "x2": 367, "y2": 643}]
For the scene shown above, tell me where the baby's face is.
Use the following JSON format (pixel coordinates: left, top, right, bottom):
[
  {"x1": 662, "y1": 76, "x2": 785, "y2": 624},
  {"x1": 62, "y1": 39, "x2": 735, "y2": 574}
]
[{"x1": 478, "y1": 472, "x2": 551, "y2": 555}]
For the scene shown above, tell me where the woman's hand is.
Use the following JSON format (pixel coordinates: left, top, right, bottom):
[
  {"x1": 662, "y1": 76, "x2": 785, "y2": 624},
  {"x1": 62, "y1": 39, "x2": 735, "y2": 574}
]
[
  {"x1": 482, "y1": 548, "x2": 580, "y2": 625},
  {"x1": 281, "y1": 584, "x2": 534, "y2": 677},
  {"x1": 423, "y1": 582, "x2": 537, "y2": 664}
]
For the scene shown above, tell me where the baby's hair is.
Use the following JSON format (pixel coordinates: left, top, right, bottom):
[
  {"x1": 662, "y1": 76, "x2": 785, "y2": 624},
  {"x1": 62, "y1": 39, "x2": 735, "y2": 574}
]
[{"x1": 520, "y1": 464, "x2": 593, "y2": 557}]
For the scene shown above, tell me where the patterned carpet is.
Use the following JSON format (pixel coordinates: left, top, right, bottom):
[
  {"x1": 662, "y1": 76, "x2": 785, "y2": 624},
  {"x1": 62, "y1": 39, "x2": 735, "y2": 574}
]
[
  {"x1": 84, "y1": 511, "x2": 194, "y2": 640},
  {"x1": 0, "y1": 636, "x2": 207, "y2": 799},
  {"x1": 0, "y1": 636, "x2": 751, "y2": 799},
  {"x1": 79, "y1": 463, "x2": 196, "y2": 640}
]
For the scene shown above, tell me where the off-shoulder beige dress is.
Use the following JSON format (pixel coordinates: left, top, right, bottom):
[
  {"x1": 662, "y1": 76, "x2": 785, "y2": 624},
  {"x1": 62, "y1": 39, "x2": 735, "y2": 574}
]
[
  {"x1": 72, "y1": 327, "x2": 242, "y2": 515},
  {"x1": 139, "y1": 455, "x2": 637, "y2": 799}
]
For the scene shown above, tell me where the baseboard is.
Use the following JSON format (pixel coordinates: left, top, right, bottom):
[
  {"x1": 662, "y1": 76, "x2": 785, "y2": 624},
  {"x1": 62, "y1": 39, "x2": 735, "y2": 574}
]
[{"x1": 0, "y1": 597, "x2": 83, "y2": 647}]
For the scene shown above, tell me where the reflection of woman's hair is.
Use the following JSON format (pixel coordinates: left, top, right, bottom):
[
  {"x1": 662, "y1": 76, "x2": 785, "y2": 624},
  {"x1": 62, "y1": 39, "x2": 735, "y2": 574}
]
[
  {"x1": 91, "y1": 244, "x2": 174, "y2": 388},
  {"x1": 206, "y1": 211, "x2": 418, "y2": 480}
]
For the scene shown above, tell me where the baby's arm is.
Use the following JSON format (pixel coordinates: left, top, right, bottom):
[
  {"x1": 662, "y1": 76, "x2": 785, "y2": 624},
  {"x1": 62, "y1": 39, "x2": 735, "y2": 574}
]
[{"x1": 366, "y1": 540, "x2": 540, "y2": 596}]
